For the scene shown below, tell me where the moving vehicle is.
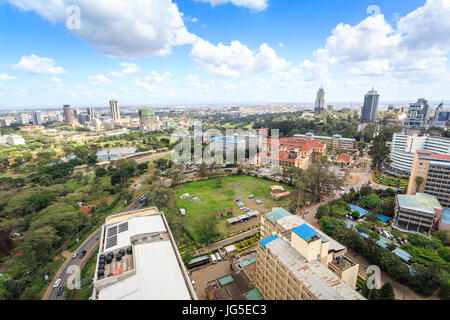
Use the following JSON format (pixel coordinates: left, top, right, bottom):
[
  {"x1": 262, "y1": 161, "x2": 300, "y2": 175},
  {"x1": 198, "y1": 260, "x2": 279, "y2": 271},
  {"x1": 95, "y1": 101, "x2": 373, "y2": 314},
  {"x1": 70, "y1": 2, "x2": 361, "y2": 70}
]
[
  {"x1": 53, "y1": 278, "x2": 61, "y2": 288},
  {"x1": 78, "y1": 250, "x2": 87, "y2": 259},
  {"x1": 72, "y1": 252, "x2": 78, "y2": 259},
  {"x1": 57, "y1": 286, "x2": 63, "y2": 296}
]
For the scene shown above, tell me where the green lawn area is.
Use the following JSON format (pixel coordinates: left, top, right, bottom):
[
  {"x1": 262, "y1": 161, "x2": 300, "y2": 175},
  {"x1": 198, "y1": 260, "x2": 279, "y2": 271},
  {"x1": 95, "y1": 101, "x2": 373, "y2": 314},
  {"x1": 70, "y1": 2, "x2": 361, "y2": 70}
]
[
  {"x1": 66, "y1": 180, "x2": 83, "y2": 190},
  {"x1": 175, "y1": 176, "x2": 294, "y2": 236}
]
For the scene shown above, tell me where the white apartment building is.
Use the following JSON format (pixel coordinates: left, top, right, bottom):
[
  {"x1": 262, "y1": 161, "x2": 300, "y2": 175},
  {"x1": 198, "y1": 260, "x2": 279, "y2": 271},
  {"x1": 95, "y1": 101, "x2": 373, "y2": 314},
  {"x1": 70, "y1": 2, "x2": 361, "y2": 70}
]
[{"x1": 389, "y1": 132, "x2": 450, "y2": 175}]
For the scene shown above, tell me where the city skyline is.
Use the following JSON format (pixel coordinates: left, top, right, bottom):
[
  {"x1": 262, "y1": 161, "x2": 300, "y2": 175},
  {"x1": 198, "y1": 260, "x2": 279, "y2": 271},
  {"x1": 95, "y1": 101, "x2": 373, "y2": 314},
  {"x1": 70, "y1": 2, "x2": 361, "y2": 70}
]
[{"x1": 0, "y1": 0, "x2": 449, "y2": 108}]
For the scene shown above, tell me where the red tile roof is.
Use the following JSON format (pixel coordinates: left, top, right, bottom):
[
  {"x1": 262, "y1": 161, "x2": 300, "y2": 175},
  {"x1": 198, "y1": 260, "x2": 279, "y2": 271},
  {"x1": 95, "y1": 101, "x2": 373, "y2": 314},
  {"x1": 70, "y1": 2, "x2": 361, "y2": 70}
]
[{"x1": 336, "y1": 154, "x2": 351, "y2": 163}]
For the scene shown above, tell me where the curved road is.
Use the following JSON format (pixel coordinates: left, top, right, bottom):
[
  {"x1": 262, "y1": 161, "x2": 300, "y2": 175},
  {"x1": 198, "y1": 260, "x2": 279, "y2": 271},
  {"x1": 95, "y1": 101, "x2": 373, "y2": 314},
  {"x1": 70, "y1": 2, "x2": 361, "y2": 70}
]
[{"x1": 44, "y1": 228, "x2": 102, "y2": 300}]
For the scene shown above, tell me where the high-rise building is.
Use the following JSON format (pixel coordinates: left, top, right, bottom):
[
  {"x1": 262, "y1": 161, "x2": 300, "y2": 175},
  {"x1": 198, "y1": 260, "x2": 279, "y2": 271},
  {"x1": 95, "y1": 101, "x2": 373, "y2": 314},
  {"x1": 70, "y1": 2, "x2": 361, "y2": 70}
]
[
  {"x1": 92, "y1": 207, "x2": 197, "y2": 300},
  {"x1": 63, "y1": 105, "x2": 74, "y2": 124},
  {"x1": 361, "y1": 87, "x2": 379, "y2": 123},
  {"x1": 138, "y1": 109, "x2": 159, "y2": 132},
  {"x1": 407, "y1": 150, "x2": 450, "y2": 209},
  {"x1": 405, "y1": 98, "x2": 430, "y2": 127},
  {"x1": 87, "y1": 107, "x2": 95, "y2": 117},
  {"x1": 433, "y1": 102, "x2": 450, "y2": 128},
  {"x1": 314, "y1": 86, "x2": 325, "y2": 115},
  {"x1": 73, "y1": 108, "x2": 81, "y2": 119},
  {"x1": 109, "y1": 99, "x2": 120, "y2": 121},
  {"x1": 389, "y1": 132, "x2": 450, "y2": 175},
  {"x1": 20, "y1": 113, "x2": 30, "y2": 125},
  {"x1": 256, "y1": 208, "x2": 364, "y2": 300},
  {"x1": 32, "y1": 111, "x2": 43, "y2": 125}
]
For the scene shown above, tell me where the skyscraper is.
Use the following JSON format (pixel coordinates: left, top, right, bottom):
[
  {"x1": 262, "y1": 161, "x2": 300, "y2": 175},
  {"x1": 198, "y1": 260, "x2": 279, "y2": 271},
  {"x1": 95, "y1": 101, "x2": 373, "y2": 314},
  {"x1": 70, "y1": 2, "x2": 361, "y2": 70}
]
[
  {"x1": 139, "y1": 109, "x2": 159, "y2": 132},
  {"x1": 73, "y1": 108, "x2": 81, "y2": 119},
  {"x1": 405, "y1": 98, "x2": 430, "y2": 127},
  {"x1": 87, "y1": 107, "x2": 95, "y2": 117},
  {"x1": 361, "y1": 87, "x2": 379, "y2": 123},
  {"x1": 63, "y1": 105, "x2": 74, "y2": 124},
  {"x1": 109, "y1": 99, "x2": 120, "y2": 121},
  {"x1": 314, "y1": 86, "x2": 325, "y2": 115},
  {"x1": 32, "y1": 111, "x2": 42, "y2": 125}
]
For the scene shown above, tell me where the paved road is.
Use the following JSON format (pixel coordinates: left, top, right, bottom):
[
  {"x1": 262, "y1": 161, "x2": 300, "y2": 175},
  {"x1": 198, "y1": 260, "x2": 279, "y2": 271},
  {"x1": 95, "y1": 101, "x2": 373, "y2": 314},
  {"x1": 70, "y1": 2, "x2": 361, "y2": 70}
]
[
  {"x1": 44, "y1": 228, "x2": 102, "y2": 300},
  {"x1": 134, "y1": 151, "x2": 171, "y2": 164}
]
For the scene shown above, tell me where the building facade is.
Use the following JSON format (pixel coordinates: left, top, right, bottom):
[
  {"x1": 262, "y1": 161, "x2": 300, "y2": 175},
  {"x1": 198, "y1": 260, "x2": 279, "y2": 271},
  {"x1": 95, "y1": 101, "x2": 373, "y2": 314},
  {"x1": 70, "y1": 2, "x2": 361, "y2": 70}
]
[
  {"x1": 109, "y1": 99, "x2": 120, "y2": 121},
  {"x1": 389, "y1": 132, "x2": 450, "y2": 175},
  {"x1": 314, "y1": 87, "x2": 325, "y2": 115},
  {"x1": 394, "y1": 193, "x2": 443, "y2": 235},
  {"x1": 294, "y1": 132, "x2": 357, "y2": 151},
  {"x1": 256, "y1": 208, "x2": 363, "y2": 300},
  {"x1": 139, "y1": 109, "x2": 160, "y2": 132},
  {"x1": 361, "y1": 88, "x2": 379, "y2": 123},
  {"x1": 63, "y1": 105, "x2": 74, "y2": 125},
  {"x1": 433, "y1": 102, "x2": 450, "y2": 128},
  {"x1": 407, "y1": 150, "x2": 450, "y2": 209},
  {"x1": 404, "y1": 98, "x2": 430, "y2": 127}
]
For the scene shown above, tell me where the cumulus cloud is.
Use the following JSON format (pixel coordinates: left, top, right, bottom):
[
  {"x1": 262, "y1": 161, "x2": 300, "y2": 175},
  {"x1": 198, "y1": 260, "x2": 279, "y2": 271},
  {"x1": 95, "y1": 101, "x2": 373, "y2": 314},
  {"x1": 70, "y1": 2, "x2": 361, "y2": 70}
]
[
  {"x1": 11, "y1": 54, "x2": 67, "y2": 75},
  {"x1": 6, "y1": 0, "x2": 197, "y2": 59},
  {"x1": 109, "y1": 62, "x2": 141, "y2": 77},
  {"x1": 196, "y1": 0, "x2": 269, "y2": 12},
  {"x1": 88, "y1": 74, "x2": 112, "y2": 86},
  {"x1": 50, "y1": 76, "x2": 61, "y2": 82},
  {"x1": 190, "y1": 39, "x2": 290, "y2": 77},
  {"x1": 0, "y1": 73, "x2": 17, "y2": 80},
  {"x1": 136, "y1": 71, "x2": 172, "y2": 92},
  {"x1": 315, "y1": 0, "x2": 450, "y2": 81}
]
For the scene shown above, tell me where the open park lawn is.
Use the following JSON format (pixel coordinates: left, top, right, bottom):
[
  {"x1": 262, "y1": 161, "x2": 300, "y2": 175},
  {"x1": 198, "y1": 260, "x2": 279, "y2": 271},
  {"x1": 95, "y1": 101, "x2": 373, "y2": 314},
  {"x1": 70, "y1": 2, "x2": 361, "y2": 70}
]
[{"x1": 175, "y1": 176, "x2": 294, "y2": 235}]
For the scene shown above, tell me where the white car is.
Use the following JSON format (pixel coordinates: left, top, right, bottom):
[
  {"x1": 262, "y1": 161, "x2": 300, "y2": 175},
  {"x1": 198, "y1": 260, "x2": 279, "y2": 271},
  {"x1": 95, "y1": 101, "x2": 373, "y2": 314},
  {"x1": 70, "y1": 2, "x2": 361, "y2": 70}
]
[
  {"x1": 72, "y1": 252, "x2": 78, "y2": 259},
  {"x1": 53, "y1": 278, "x2": 61, "y2": 288},
  {"x1": 215, "y1": 252, "x2": 222, "y2": 261}
]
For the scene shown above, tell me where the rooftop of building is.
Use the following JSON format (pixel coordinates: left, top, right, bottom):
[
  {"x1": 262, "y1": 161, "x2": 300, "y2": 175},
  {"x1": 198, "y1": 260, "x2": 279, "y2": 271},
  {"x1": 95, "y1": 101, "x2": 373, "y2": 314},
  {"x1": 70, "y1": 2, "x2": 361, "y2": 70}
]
[
  {"x1": 266, "y1": 209, "x2": 346, "y2": 253},
  {"x1": 397, "y1": 193, "x2": 442, "y2": 214},
  {"x1": 292, "y1": 224, "x2": 320, "y2": 242},
  {"x1": 94, "y1": 207, "x2": 195, "y2": 300},
  {"x1": 262, "y1": 237, "x2": 364, "y2": 300},
  {"x1": 416, "y1": 150, "x2": 450, "y2": 161},
  {"x1": 336, "y1": 154, "x2": 351, "y2": 163}
]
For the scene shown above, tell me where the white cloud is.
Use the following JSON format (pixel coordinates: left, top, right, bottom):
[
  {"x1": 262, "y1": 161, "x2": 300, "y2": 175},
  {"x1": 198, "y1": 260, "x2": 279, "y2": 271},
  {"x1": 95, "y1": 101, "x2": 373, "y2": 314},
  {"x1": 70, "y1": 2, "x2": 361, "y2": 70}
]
[
  {"x1": 190, "y1": 39, "x2": 290, "y2": 77},
  {"x1": 136, "y1": 71, "x2": 172, "y2": 92},
  {"x1": 109, "y1": 62, "x2": 141, "y2": 77},
  {"x1": 11, "y1": 54, "x2": 67, "y2": 75},
  {"x1": 0, "y1": 73, "x2": 17, "y2": 80},
  {"x1": 7, "y1": 0, "x2": 198, "y2": 59},
  {"x1": 196, "y1": 0, "x2": 269, "y2": 12},
  {"x1": 278, "y1": 42, "x2": 284, "y2": 48},
  {"x1": 50, "y1": 76, "x2": 61, "y2": 82},
  {"x1": 314, "y1": 0, "x2": 450, "y2": 81},
  {"x1": 88, "y1": 74, "x2": 112, "y2": 85},
  {"x1": 184, "y1": 74, "x2": 215, "y2": 91}
]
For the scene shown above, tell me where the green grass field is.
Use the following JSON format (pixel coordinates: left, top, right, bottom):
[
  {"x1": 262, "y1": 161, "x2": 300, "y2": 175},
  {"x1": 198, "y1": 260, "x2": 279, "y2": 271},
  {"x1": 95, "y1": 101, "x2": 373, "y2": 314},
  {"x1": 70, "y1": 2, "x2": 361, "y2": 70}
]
[{"x1": 175, "y1": 176, "x2": 294, "y2": 235}]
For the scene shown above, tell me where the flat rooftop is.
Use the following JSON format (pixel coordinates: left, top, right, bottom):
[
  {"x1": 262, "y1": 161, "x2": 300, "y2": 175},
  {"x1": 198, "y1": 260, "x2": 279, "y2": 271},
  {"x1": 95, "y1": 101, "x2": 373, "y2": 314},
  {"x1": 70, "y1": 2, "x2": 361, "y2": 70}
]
[
  {"x1": 264, "y1": 237, "x2": 364, "y2": 300},
  {"x1": 94, "y1": 208, "x2": 196, "y2": 300},
  {"x1": 397, "y1": 193, "x2": 442, "y2": 214}
]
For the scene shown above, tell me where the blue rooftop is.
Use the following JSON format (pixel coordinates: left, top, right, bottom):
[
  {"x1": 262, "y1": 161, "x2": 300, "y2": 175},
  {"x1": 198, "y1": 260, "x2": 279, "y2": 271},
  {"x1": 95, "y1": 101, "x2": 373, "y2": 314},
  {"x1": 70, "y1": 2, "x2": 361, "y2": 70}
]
[
  {"x1": 359, "y1": 232, "x2": 369, "y2": 239},
  {"x1": 259, "y1": 235, "x2": 278, "y2": 248},
  {"x1": 292, "y1": 224, "x2": 319, "y2": 242},
  {"x1": 377, "y1": 215, "x2": 390, "y2": 223},
  {"x1": 349, "y1": 204, "x2": 368, "y2": 216},
  {"x1": 392, "y1": 248, "x2": 411, "y2": 263},
  {"x1": 376, "y1": 240, "x2": 389, "y2": 249}
]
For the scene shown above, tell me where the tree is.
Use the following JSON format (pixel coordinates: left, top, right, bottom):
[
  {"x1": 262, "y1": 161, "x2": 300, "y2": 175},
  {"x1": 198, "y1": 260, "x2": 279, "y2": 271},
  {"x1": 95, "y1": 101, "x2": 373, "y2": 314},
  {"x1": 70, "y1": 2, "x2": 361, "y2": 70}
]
[
  {"x1": 303, "y1": 157, "x2": 342, "y2": 201},
  {"x1": 95, "y1": 168, "x2": 108, "y2": 177},
  {"x1": 432, "y1": 230, "x2": 449, "y2": 245},
  {"x1": 359, "y1": 184, "x2": 373, "y2": 197},
  {"x1": 351, "y1": 211, "x2": 360, "y2": 220},
  {"x1": 360, "y1": 194, "x2": 382, "y2": 210},
  {"x1": 198, "y1": 162, "x2": 209, "y2": 178},
  {"x1": 415, "y1": 176, "x2": 424, "y2": 193},
  {"x1": 193, "y1": 216, "x2": 218, "y2": 244},
  {"x1": 137, "y1": 162, "x2": 149, "y2": 174},
  {"x1": 368, "y1": 135, "x2": 390, "y2": 170},
  {"x1": 148, "y1": 185, "x2": 176, "y2": 208},
  {"x1": 86, "y1": 153, "x2": 98, "y2": 166}
]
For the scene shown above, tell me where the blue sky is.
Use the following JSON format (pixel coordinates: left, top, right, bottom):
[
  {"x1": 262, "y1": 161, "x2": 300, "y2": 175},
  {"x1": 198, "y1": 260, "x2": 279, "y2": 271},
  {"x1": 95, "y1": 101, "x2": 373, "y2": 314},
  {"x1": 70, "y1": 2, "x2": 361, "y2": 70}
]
[{"x1": 0, "y1": 0, "x2": 449, "y2": 109}]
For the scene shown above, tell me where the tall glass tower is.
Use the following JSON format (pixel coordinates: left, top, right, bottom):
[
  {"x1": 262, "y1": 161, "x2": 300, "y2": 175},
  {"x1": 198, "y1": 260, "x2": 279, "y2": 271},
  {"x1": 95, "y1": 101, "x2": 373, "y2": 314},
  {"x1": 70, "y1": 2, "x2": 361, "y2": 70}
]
[{"x1": 361, "y1": 87, "x2": 379, "y2": 123}]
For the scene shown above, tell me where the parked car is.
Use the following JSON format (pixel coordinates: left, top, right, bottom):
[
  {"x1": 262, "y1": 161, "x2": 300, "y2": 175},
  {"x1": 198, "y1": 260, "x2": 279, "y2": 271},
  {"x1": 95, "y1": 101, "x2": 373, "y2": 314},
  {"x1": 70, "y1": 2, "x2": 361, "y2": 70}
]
[
  {"x1": 53, "y1": 279, "x2": 61, "y2": 288},
  {"x1": 215, "y1": 252, "x2": 222, "y2": 261}
]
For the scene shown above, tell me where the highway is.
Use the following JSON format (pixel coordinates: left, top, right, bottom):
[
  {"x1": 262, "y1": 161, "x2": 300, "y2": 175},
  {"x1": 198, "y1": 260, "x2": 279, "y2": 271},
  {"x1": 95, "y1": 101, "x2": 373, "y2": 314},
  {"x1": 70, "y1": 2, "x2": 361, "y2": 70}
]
[{"x1": 44, "y1": 228, "x2": 102, "y2": 300}]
